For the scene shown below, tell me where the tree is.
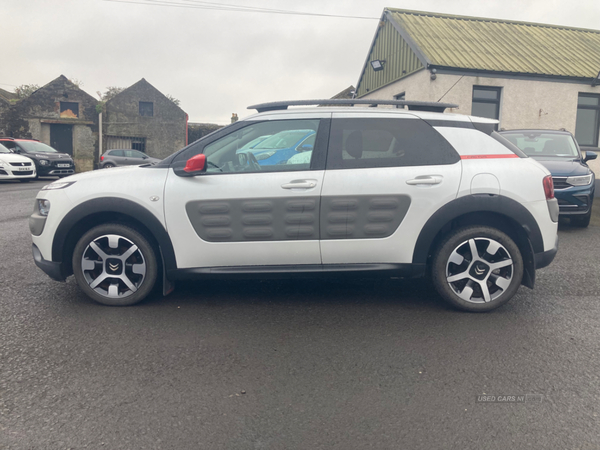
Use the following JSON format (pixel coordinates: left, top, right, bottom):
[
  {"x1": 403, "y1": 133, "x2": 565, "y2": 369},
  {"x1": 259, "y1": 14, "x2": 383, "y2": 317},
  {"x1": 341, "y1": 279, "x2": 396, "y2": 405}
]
[
  {"x1": 69, "y1": 78, "x2": 83, "y2": 88},
  {"x1": 97, "y1": 86, "x2": 125, "y2": 102},
  {"x1": 165, "y1": 94, "x2": 180, "y2": 107},
  {"x1": 14, "y1": 84, "x2": 40, "y2": 99}
]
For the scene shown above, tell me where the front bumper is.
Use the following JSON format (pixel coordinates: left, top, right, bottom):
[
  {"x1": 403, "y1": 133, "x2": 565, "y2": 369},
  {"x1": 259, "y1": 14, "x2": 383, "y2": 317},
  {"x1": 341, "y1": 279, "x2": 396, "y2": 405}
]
[
  {"x1": 32, "y1": 244, "x2": 65, "y2": 281},
  {"x1": 0, "y1": 166, "x2": 36, "y2": 179},
  {"x1": 554, "y1": 184, "x2": 594, "y2": 216},
  {"x1": 37, "y1": 161, "x2": 76, "y2": 177},
  {"x1": 534, "y1": 235, "x2": 558, "y2": 270}
]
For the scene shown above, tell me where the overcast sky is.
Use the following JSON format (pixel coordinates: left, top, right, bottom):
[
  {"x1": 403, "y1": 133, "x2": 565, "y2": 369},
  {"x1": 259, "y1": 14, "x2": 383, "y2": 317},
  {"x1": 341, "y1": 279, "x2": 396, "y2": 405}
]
[{"x1": 3, "y1": 0, "x2": 600, "y2": 124}]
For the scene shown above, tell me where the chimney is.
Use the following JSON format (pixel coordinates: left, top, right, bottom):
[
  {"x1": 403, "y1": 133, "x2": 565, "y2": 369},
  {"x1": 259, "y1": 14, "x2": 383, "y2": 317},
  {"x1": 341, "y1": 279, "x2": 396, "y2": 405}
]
[{"x1": 231, "y1": 113, "x2": 238, "y2": 123}]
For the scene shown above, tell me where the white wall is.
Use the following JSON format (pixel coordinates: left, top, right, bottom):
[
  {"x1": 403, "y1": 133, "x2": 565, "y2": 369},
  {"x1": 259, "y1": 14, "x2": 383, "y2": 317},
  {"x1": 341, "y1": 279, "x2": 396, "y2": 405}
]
[{"x1": 361, "y1": 70, "x2": 600, "y2": 172}]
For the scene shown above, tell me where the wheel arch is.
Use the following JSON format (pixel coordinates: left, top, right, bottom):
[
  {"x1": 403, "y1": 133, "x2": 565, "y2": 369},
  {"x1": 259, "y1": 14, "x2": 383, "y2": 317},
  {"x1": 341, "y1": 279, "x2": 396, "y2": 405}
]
[
  {"x1": 52, "y1": 197, "x2": 177, "y2": 278},
  {"x1": 413, "y1": 195, "x2": 543, "y2": 289}
]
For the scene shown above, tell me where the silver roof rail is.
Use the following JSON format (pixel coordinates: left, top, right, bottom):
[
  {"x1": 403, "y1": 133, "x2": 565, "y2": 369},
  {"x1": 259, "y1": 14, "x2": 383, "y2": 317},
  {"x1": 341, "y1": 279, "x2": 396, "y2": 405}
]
[{"x1": 247, "y1": 99, "x2": 459, "y2": 113}]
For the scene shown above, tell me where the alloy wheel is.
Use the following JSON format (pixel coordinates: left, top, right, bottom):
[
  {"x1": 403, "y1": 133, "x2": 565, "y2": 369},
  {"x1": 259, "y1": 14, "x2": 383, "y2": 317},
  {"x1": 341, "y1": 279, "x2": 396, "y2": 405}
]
[
  {"x1": 445, "y1": 237, "x2": 514, "y2": 304},
  {"x1": 80, "y1": 234, "x2": 147, "y2": 299}
]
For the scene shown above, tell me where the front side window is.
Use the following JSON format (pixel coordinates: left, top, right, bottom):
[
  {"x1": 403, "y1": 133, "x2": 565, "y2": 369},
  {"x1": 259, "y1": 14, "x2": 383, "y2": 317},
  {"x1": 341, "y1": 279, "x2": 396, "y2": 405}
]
[
  {"x1": 575, "y1": 94, "x2": 600, "y2": 147},
  {"x1": 472, "y1": 86, "x2": 502, "y2": 126},
  {"x1": 326, "y1": 118, "x2": 459, "y2": 169},
  {"x1": 199, "y1": 119, "x2": 320, "y2": 174},
  {"x1": 124, "y1": 150, "x2": 146, "y2": 158}
]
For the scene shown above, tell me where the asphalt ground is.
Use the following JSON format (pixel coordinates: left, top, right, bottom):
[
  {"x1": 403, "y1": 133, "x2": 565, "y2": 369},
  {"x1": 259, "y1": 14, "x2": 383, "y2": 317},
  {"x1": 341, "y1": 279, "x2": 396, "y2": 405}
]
[{"x1": 2, "y1": 178, "x2": 600, "y2": 449}]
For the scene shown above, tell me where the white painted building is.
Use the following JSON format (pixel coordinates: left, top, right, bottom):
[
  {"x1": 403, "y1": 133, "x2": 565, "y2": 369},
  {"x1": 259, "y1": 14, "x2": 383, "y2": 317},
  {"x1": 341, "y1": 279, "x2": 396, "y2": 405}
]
[{"x1": 356, "y1": 9, "x2": 600, "y2": 169}]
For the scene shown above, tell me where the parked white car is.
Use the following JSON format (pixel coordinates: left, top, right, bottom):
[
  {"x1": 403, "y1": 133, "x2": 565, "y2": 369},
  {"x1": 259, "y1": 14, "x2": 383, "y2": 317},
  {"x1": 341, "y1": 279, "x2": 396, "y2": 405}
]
[
  {"x1": 30, "y1": 99, "x2": 559, "y2": 311},
  {"x1": 0, "y1": 143, "x2": 36, "y2": 181}
]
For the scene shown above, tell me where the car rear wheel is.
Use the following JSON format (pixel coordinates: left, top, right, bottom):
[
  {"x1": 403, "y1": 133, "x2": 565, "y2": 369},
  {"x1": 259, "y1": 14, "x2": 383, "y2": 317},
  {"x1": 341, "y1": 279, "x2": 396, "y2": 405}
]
[
  {"x1": 72, "y1": 224, "x2": 158, "y2": 306},
  {"x1": 432, "y1": 226, "x2": 523, "y2": 312},
  {"x1": 103, "y1": 163, "x2": 115, "y2": 168}
]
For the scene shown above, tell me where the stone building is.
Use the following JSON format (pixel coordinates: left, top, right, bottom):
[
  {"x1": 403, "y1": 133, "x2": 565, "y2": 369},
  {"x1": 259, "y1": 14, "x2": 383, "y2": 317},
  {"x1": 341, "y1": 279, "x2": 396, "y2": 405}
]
[
  {"x1": 356, "y1": 9, "x2": 600, "y2": 150},
  {"x1": 187, "y1": 122, "x2": 223, "y2": 144},
  {"x1": 103, "y1": 79, "x2": 187, "y2": 159},
  {"x1": 0, "y1": 75, "x2": 99, "y2": 171}
]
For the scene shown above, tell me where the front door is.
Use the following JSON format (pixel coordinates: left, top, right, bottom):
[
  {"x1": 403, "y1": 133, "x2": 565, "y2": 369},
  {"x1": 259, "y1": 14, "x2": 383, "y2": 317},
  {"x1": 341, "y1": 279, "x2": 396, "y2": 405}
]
[
  {"x1": 50, "y1": 124, "x2": 73, "y2": 155},
  {"x1": 164, "y1": 117, "x2": 329, "y2": 269}
]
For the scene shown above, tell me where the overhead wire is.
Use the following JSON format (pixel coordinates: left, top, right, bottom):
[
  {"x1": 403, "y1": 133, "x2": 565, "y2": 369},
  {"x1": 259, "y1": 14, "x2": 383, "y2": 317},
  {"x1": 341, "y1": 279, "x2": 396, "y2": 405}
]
[{"x1": 102, "y1": 0, "x2": 380, "y2": 20}]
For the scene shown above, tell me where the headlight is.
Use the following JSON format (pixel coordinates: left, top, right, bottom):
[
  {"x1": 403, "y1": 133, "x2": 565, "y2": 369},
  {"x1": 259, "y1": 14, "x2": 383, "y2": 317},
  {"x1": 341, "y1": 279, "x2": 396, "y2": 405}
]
[
  {"x1": 37, "y1": 199, "x2": 51, "y2": 216},
  {"x1": 41, "y1": 181, "x2": 76, "y2": 190},
  {"x1": 566, "y1": 174, "x2": 593, "y2": 186},
  {"x1": 39, "y1": 159, "x2": 49, "y2": 165}
]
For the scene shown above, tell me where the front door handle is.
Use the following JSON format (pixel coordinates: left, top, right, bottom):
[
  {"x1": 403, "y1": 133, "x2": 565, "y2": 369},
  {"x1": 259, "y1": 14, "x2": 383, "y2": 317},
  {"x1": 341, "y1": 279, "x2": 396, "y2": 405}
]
[
  {"x1": 406, "y1": 175, "x2": 442, "y2": 185},
  {"x1": 281, "y1": 179, "x2": 318, "y2": 190}
]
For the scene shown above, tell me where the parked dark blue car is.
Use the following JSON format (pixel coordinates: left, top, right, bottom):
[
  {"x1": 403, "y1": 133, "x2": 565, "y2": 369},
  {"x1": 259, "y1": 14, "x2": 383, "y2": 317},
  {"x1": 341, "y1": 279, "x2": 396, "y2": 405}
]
[
  {"x1": 500, "y1": 129, "x2": 597, "y2": 227},
  {"x1": 238, "y1": 129, "x2": 316, "y2": 166}
]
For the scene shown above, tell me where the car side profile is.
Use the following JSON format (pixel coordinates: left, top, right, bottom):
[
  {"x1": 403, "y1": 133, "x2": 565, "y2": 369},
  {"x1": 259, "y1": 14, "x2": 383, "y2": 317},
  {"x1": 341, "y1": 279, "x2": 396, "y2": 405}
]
[
  {"x1": 30, "y1": 99, "x2": 559, "y2": 312},
  {"x1": 499, "y1": 129, "x2": 596, "y2": 227},
  {"x1": 99, "y1": 149, "x2": 162, "y2": 168},
  {"x1": 0, "y1": 138, "x2": 75, "y2": 178}
]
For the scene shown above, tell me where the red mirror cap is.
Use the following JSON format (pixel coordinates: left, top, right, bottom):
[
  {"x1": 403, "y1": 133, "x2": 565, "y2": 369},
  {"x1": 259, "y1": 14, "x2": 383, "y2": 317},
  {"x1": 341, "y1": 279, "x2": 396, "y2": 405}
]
[{"x1": 184, "y1": 154, "x2": 206, "y2": 173}]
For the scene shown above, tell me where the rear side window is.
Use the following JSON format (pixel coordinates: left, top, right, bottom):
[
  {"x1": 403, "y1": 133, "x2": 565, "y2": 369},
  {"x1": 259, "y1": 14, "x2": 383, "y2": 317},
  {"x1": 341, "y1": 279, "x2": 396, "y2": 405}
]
[
  {"x1": 327, "y1": 118, "x2": 459, "y2": 169},
  {"x1": 109, "y1": 150, "x2": 124, "y2": 157}
]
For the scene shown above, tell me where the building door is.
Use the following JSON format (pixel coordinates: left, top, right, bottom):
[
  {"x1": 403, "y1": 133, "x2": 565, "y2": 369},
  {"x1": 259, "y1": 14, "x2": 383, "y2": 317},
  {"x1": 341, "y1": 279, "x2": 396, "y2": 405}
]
[{"x1": 50, "y1": 124, "x2": 73, "y2": 155}]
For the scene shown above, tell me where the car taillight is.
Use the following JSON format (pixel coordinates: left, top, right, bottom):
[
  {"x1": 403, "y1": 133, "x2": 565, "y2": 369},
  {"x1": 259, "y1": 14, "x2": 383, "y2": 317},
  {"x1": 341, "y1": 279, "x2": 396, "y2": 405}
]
[
  {"x1": 543, "y1": 175, "x2": 554, "y2": 199},
  {"x1": 100, "y1": 155, "x2": 104, "y2": 161}
]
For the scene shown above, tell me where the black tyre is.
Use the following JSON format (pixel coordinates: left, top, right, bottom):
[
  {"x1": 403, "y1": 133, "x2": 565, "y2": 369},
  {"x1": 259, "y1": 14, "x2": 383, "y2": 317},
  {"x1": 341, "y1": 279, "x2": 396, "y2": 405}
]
[
  {"x1": 571, "y1": 211, "x2": 591, "y2": 228},
  {"x1": 72, "y1": 224, "x2": 158, "y2": 306},
  {"x1": 431, "y1": 226, "x2": 524, "y2": 312},
  {"x1": 103, "y1": 163, "x2": 115, "y2": 168}
]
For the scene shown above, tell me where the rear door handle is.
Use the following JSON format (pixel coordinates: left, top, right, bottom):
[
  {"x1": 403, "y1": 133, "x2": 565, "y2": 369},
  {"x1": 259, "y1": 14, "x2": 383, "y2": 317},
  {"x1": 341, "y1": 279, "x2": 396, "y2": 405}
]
[
  {"x1": 406, "y1": 176, "x2": 442, "y2": 185},
  {"x1": 281, "y1": 179, "x2": 318, "y2": 190}
]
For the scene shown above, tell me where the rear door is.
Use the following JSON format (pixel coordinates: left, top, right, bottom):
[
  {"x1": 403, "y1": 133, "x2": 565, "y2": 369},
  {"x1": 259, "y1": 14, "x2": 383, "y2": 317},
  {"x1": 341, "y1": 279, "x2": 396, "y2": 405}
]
[{"x1": 320, "y1": 112, "x2": 462, "y2": 265}]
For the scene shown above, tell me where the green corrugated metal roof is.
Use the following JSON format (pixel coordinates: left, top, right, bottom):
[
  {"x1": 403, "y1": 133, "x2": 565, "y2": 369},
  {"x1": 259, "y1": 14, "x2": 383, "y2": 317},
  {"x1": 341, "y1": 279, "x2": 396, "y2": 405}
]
[
  {"x1": 355, "y1": 18, "x2": 423, "y2": 97},
  {"x1": 386, "y1": 8, "x2": 600, "y2": 79}
]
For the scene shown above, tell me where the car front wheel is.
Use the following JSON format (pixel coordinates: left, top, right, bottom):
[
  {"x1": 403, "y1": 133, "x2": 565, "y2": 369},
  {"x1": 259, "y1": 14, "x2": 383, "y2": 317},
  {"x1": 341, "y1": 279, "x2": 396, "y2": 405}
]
[
  {"x1": 72, "y1": 224, "x2": 158, "y2": 306},
  {"x1": 432, "y1": 226, "x2": 524, "y2": 312}
]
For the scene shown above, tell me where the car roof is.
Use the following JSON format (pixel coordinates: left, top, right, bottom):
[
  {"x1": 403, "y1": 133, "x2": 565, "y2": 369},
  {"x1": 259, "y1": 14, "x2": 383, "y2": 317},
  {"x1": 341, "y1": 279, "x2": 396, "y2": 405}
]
[
  {"x1": 241, "y1": 106, "x2": 497, "y2": 125},
  {"x1": 499, "y1": 129, "x2": 572, "y2": 135},
  {"x1": 0, "y1": 137, "x2": 40, "y2": 142}
]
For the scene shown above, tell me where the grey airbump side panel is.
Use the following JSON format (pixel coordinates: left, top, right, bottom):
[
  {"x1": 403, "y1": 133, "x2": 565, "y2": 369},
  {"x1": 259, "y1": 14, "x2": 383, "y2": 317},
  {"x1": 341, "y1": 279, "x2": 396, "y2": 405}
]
[
  {"x1": 320, "y1": 195, "x2": 411, "y2": 240},
  {"x1": 186, "y1": 197, "x2": 320, "y2": 242}
]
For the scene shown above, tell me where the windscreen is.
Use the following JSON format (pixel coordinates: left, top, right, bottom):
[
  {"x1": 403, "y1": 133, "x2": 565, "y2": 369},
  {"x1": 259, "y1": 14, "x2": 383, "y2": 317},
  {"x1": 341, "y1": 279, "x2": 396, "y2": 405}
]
[{"x1": 502, "y1": 132, "x2": 579, "y2": 158}]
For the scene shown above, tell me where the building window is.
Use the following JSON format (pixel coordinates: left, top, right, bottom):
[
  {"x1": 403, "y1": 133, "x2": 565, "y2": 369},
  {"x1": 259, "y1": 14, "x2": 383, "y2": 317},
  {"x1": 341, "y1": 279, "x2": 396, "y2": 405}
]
[
  {"x1": 139, "y1": 101, "x2": 154, "y2": 117},
  {"x1": 105, "y1": 135, "x2": 146, "y2": 152},
  {"x1": 394, "y1": 92, "x2": 406, "y2": 109},
  {"x1": 575, "y1": 94, "x2": 600, "y2": 147},
  {"x1": 60, "y1": 101, "x2": 79, "y2": 118},
  {"x1": 471, "y1": 86, "x2": 501, "y2": 126}
]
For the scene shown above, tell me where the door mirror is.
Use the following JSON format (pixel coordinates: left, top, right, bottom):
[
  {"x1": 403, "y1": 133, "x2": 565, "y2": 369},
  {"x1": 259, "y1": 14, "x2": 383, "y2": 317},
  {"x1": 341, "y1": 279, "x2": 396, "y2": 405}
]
[
  {"x1": 177, "y1": 154, "x2": 207, "y2": 177},
  {"x1": 584, "y1": 151, "x2": 597, "y2": 162},
  {"x1": 298, "y1": 144, "x2": 314, "y2": 152}
]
